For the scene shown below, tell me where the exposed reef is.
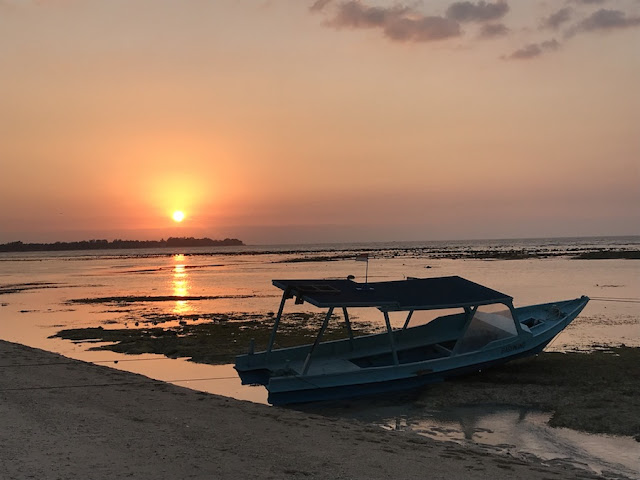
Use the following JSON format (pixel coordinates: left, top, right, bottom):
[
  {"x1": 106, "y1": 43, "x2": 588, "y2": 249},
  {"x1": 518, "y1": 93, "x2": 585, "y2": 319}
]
[
  {"x1": 0, "y1": 282, "x2": 62, "y2": 295},
  {"x1": 67, "y1": 294, "x2": 258, "y2": 305},
  {"x1": 51, "y1": 312, "x2": 380, "y2": 365}
]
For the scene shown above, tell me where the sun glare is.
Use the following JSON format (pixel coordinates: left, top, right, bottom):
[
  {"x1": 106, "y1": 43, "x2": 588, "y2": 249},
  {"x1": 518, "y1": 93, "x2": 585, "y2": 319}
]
[{"x1": 172, "y1": 210, "x2": 185, "y2": 222}]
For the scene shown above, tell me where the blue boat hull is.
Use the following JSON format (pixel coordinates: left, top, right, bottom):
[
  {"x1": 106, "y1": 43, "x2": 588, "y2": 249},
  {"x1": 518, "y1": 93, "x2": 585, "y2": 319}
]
[
  {"x1": 266, "y1": 341, "x2": 550, "y2": 405},
  {"x1": 236, "y1": 296, "x2": 589, "y2": 406}
]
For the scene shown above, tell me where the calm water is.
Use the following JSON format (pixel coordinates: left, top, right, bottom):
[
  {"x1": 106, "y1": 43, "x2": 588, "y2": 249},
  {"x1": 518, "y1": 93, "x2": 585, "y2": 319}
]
[{"x1": 1, "y1": 236, "x2": 639, "y2": 477}]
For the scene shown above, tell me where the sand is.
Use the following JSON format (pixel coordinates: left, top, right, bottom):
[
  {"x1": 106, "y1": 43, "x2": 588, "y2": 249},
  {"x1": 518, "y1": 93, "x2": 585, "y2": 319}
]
[{"x1": 0, "y1": 340, "x2": 604, "y2": 480}]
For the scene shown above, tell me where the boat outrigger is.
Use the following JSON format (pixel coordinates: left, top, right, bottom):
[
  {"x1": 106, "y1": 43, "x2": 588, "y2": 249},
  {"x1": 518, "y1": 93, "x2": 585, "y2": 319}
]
[{"x1": 235, "y1": 276, "x2": 589, "y2": 405}]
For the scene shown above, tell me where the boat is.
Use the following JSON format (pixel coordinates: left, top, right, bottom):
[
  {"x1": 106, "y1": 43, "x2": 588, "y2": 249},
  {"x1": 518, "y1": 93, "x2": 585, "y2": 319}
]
[{"x1": 234, "y1": 276, "x2": 589, "y2": 405}]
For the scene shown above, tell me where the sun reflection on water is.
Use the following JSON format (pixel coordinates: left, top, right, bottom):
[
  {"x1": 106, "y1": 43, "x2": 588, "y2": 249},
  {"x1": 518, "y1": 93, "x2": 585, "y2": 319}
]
[{"x1": 172, "y1": 254, "x2": 192, "y2": 315}]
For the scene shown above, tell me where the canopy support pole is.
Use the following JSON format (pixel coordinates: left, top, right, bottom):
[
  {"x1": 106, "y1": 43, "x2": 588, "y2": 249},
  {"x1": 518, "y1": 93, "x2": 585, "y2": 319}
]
[
  {"x1": 266, "y1": 290, "x2": 289, "y2": 355},
  {"x1": 401, "y1": 310, "x2": 414, "y2": 330},
  {"x1": 302, "y1": 307, "x2": 334, "y2": 375},
  {"x1": 508, "y1": 302, "x2": 525, "y2": 335},
  {"x1": 342, "y1": 307, "x2": 354, "y2": 349},
  {"x1": 452, "y1": 305, "x2": 478, "y2": 355},
  {"x1": 383, "y1": 311, "x2": 399, "y2": 366}
]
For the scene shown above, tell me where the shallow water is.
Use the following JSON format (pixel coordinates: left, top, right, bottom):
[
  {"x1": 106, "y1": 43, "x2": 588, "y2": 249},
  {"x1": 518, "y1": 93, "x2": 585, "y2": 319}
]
[
  {"x1": 297, "y1": 399, "x2": 640, "y2": 478},
  {"x1": 1, "y1": 237, "x2": 639, "y2": 478},
  {"x1": 404, "y1": 407, "x2": 639, "y2": 478}
]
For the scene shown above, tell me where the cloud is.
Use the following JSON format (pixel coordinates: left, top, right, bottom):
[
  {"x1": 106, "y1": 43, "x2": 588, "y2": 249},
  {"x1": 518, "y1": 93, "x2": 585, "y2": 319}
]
[
  {"x1": 317, "y1": 1, "x2": 462, "y2": 43},
  {"x1": 508, "y1": 44, "x2": 542, "y2": 60},
  {"x1": 541, "y1": 7, "x2": 573, "y2": 30},
  {"x1": 573, "y1": 8, "x2": 640, "y2": 33},
  {"x1": 571, "y1": 0, "x2": 608, "y2": 4},
  {"x1": 310, "y1": 0, "x2": 333, "y2": 12},
  {"x1": 479, "y1": 23, "x2": 509, "y2": 38},
  {"x1": 383, "y1": 16, "x2": 462, "y2": 42},
  {"x1": 325, "y1": 2, "x2": 410, "y2": 29},
  {"x1": 445, "y1": 1, "x2": 509, "y2": 23},
  {"x1": 506, "y1": 39, "x2": 560, "y2": 60},
  {"x1": 309, "y1": 1, "x2": 638, "y2": 57}
]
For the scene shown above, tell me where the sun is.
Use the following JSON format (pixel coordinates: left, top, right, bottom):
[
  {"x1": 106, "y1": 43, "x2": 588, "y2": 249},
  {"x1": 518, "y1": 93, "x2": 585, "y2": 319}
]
[{"x1": 172, "y1": 210, "x2": 185, "y2": 222}]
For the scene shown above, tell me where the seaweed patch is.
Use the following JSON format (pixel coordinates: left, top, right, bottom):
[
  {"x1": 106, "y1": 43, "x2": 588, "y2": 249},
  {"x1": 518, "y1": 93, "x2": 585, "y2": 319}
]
[{"x1": 51, "y1": 312, "x2": 380, "y2": 365}]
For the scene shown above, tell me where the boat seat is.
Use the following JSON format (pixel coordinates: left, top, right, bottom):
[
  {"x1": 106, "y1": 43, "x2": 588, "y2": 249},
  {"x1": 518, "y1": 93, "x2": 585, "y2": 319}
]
[
  {"x1": 521, "y1": 318, "x2": 544, "y2": 333},
  {"x1": 522, "y1": 317, "x2": 543, "y2": 328},
  {"x1": 349, "y1": 343, "x2": 452, "y2": 368},
  {"x1": 434, "y1": 343, "x2": 452, "y2": 355},
  {"x1": 296, "y1": 358, "x2": 362, "y2": 376}
]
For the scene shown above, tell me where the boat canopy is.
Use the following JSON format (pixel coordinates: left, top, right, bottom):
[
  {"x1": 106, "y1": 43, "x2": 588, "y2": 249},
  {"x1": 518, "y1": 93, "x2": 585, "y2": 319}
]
[{"x1": 272, "y1": 276, "x2": 513, "y2": 311}]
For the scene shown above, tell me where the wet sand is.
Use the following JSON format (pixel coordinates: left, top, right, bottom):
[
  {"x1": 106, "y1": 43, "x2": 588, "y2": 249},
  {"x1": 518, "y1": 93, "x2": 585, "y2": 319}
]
[{"x1": 0, "y1": 340, "x2": 607, "y2": 480}]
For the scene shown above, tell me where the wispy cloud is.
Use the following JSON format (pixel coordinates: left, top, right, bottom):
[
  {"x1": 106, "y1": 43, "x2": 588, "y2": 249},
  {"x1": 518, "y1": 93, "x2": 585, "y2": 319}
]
[
  {"x1": 445, "y1": 1, "x2": 509, "y2": 23},
  {"x1": 506, "y1": 39, "x2": 560, "y2": 60},
  {"x1": 310, "y1": 1, "x2": 639, "y2": 61},
  {"x1": 479, "y1": 23, "x2": 509, "y2": 38},
  {"x1": 571, "y1": 0, "x2": 609, "y2": 4},
  {"x1": 310, "y1": 0, "x2": 333, "y2": 12},
  {"x1": 541, "y1": 7, "x2": 573, "y2": 30},
  {"x1": 572, "y1": 8, "x2": 640, "y2": 33},
  {"x1": 382, "y1": 16, "x2": 462, "y2": 42},
  {"x1": 314, "y1": 1, "x2": 461, "y2": 43}
]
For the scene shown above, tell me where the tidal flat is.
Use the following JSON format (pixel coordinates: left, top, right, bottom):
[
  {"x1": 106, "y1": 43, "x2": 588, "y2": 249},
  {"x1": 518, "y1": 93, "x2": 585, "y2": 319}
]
[
  {"x1": 52, "y1": 316, "x2": 639, "y2": 439},
  {"x1": 5, "y1": 236, "x2": 638, "y2": 470}
]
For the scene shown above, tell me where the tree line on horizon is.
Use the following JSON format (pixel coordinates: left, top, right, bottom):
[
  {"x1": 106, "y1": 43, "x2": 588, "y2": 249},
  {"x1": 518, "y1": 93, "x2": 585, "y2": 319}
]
[{"x1": 0, "y1": 237, "x2": 244, "y2": 252}]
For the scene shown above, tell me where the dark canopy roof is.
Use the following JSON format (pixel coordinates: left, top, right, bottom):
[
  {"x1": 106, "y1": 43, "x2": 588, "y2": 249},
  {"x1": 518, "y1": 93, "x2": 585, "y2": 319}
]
[{"x1": 272, "y1": 276, "x2": 512, "y2": 311}]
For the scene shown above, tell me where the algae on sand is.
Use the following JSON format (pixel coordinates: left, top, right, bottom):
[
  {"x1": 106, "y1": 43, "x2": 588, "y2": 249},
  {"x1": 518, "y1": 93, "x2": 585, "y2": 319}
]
[{"x1": 51, "y1": 312, "x2": 379, "y2": 365}]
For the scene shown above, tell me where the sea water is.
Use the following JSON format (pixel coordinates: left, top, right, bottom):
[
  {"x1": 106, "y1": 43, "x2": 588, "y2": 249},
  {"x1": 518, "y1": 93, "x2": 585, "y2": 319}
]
[{"x1": 1, "y1": 236, "x2": 639, "y2": 477}]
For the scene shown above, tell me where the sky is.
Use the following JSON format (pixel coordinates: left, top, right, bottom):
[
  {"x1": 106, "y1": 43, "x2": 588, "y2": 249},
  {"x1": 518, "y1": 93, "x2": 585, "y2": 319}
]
[{"x1": 1, "y1": 0, "x2": 639, "y2": 245}]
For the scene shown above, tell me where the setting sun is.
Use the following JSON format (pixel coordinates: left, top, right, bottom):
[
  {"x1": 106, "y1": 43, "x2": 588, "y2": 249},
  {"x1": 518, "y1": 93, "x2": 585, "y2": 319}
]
[{"x1": 172, "y1": 211, "x2": 185, "y2": 223}]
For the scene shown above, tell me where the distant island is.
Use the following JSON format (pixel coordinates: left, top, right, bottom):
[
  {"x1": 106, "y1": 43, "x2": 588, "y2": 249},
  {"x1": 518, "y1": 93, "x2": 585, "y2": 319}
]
[{"x1": 0, "y1": 237, "x2": 244, "y2": 252}]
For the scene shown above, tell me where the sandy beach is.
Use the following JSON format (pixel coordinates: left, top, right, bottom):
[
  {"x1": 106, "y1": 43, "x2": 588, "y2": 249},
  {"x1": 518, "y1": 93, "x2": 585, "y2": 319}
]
[{"x1": 0, "y1": 340, "x2": 607, "y2": 480}]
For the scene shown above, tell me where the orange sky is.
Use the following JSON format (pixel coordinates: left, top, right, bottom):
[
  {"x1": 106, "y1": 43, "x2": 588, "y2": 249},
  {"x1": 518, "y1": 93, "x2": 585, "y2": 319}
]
[{"x1": 1, "y1": 0, "x2": 638, "y2": 244}]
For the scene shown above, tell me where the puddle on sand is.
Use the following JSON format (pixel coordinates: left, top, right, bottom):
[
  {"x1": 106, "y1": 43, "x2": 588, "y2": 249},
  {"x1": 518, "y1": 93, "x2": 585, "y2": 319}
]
[
  {"x1": 407, "y1": 406, "x2": 638, "y2": 478},
  {"x1": 303, "y1": 400, "x2": 639, "y2": 479},
  {"x1": 39, "y1": 335, "x2": 270, "y2": 405}
]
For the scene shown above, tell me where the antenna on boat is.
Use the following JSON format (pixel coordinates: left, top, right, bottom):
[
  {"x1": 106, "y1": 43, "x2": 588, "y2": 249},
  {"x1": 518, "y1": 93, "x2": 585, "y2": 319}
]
[{"x1": 355, "y1": 253, "x2": 370, "y2": 287}]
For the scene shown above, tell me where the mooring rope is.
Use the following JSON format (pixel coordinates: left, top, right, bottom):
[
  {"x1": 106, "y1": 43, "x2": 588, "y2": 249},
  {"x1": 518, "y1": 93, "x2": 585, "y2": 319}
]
[
  {"x1": 0, "y1": 357, "x2": 173, "y2": 368},
  {"x1": 589, "y1": 296, "x2": 640, "y2": 304},
  {"x1": 0, "y1": 375, "x2": 240, "y2": 393}
]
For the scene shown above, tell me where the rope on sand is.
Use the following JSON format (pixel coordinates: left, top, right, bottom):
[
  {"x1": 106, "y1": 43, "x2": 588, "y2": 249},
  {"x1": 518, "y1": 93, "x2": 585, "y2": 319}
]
[
  {"x1": 589, "y1": 297, "x2": 640, "y2": 304},
  {"x1": 0, "y1": 376, "x2": 239, "y2": 392},
  {"x1": 0, "y1": 357, "x2": 172, "y2": 368}
]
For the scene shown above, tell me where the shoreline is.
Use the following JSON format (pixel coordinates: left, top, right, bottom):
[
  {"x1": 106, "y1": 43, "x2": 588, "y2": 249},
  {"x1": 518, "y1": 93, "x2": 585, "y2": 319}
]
[{"x1": 0, "y1": 339, "x2": 609, "y2": 480}]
